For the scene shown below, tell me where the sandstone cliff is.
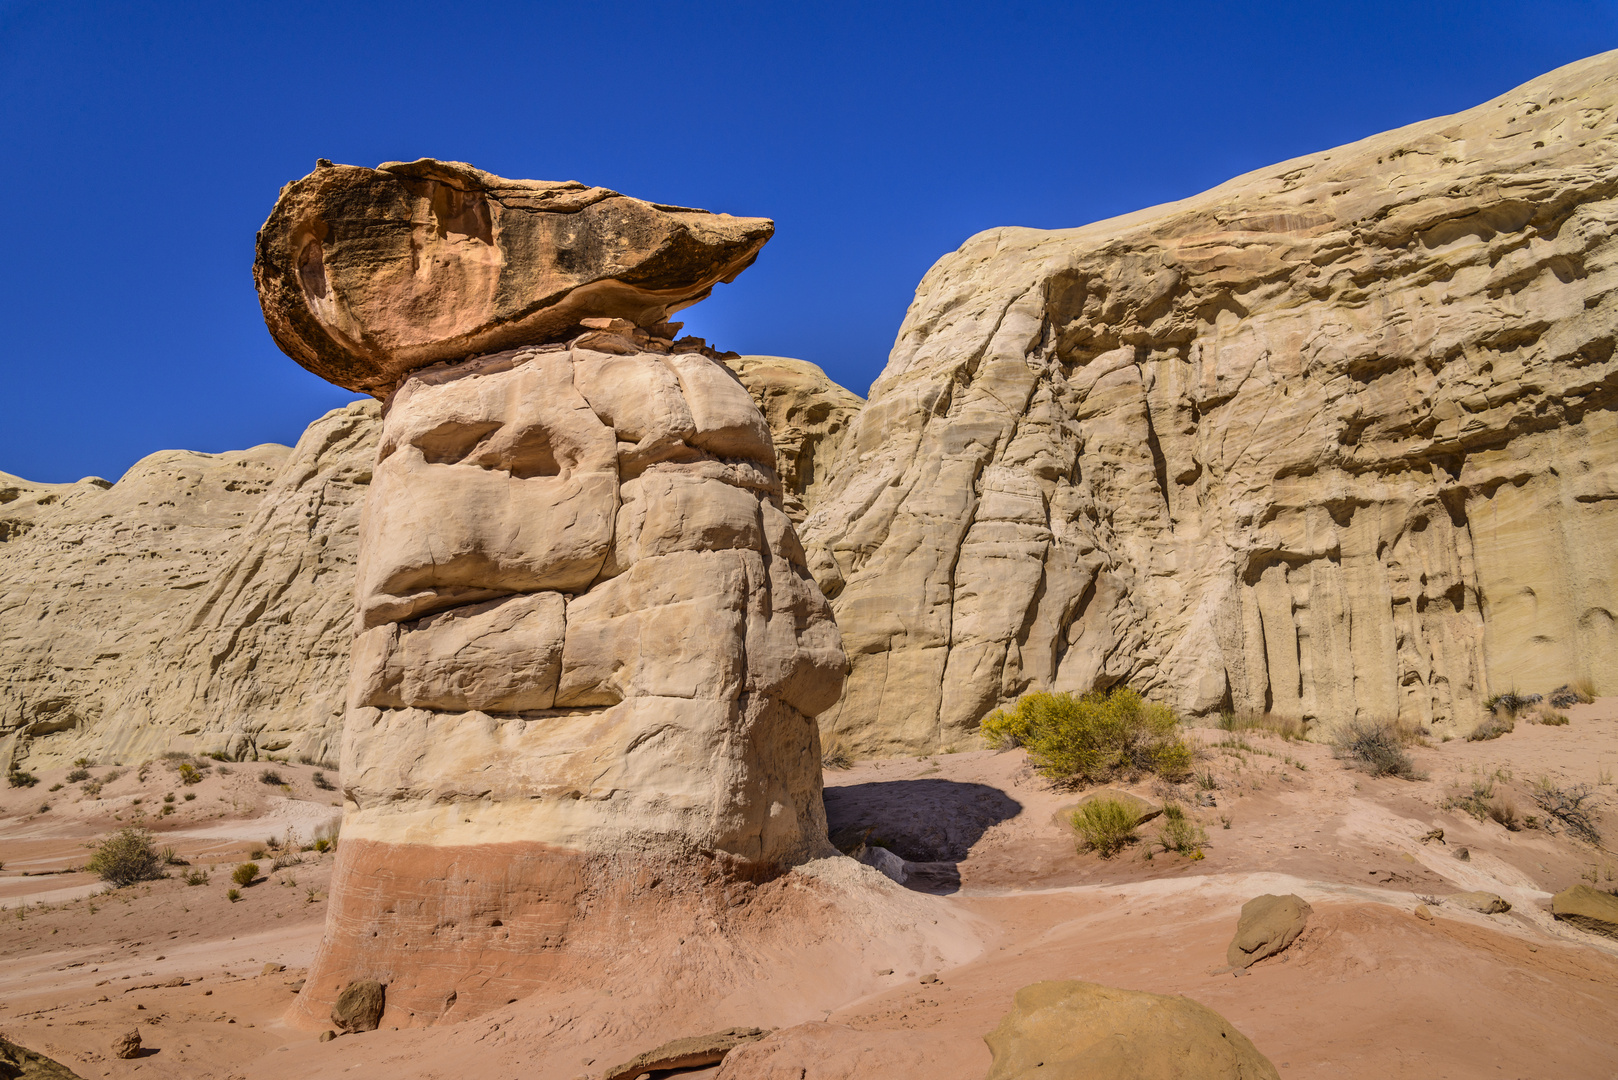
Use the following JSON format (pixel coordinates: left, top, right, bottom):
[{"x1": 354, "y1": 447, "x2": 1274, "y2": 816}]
[
  {"x1": 0, "y1": 402, "x2": 377, "y2": 768},
  {"x1": 722, "y1": 355, "x2": 865, "y2": 522},
  {"x1": 801, "y1": 50, "x2": 1618, "y2": 753}
]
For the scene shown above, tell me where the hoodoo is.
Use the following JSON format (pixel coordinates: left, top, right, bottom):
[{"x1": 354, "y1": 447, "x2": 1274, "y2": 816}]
[{"x1": 256, "y1": 160, "x2": 848, "y2": 1024}]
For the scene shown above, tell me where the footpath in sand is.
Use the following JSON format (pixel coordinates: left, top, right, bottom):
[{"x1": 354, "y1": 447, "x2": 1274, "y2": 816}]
[{"x1": 3, "y1": 708, "x2": 1618, "y2": 1079}]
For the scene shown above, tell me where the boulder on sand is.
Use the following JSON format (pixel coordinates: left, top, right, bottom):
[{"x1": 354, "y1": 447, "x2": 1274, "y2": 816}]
[
  {"x1": 112, "y1": 1029, "x2": 141, "y2": 1060},
  {"x1": 984, "y1": 980, "x2": 1280, "y2": 1079},
  {"x1": 1551, "y1": 884, "x2": 1618, "y2": 938},
  {"x1": 1449, "y1": 891, "x2": 1511, "y2": 915},
  {"x1": 600, "y1": 1028, "x2": 769, "y2": 1080},
  {"x1": 1227, "y1": 893, "x2": 1312, "y2": 969},
  {"x1": 331, "y1": 980, "x2": 385, "y2": 1033}
]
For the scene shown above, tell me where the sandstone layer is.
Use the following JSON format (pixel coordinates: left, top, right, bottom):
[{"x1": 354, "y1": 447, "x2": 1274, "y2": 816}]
[
  {"x1": 255, "y1": 159, "x2": 773, "y2": 395},
  {"x1": 802, "y1": 50, "x2": 1618, "y2": 753},
  {"x1": 0, "y1": 403, "x2": 378, "y2": 769}
]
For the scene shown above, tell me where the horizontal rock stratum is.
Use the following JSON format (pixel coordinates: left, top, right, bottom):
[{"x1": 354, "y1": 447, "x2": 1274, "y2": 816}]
[
  {"x1": 254, "y1": 159, "x2": 774, "y2": 395},
  {"x1": 801, "y1": 50, "x2": 1618, "y2": 753}
]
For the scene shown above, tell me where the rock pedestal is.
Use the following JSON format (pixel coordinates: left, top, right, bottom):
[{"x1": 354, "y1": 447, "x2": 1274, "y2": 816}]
[{"x1": 259, "y1": 162, "x2": 847, "y2": 1025}]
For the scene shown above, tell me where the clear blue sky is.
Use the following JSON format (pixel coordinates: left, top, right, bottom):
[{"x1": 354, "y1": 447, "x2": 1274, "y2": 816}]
[{"x1": 3, "y1": 1, "x2": 1614, "y2": 482}]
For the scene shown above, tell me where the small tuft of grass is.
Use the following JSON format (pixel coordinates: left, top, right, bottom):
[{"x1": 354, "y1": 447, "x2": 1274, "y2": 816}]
[
  {"x1": 1070, "y1": 798, "x2": 1139, "y2": 857},
  {"x1": 8, "y1": 769, "x2": 39, "y2": 788},
  {"x1": 232, "y1": 862, "x2": 260, "y2": 887},
  {"x1": 312, "y1": 770, "x2": 335, "y2": 791},
  {"x1": 66, "y1": 768, "x2": 90, "y2": 783},
  {"x1": 820, "y1": 731, "x2": 854, "y2": 771},
  {"x1": 258, "y1": 769, "x2": 285, "y2": 786},
  {"x1": 1217, "y1": 711, "x2": 1307, "y2": 740},
  {"x1": 1469, "y1": 713, "x2": 1515, "y2": 741},
  {"x1": 1152, "y1": 803, "x2": 1207, "y2": 858},
  {"x1": 226, "y1": 887, "x2": 241, "y2": 903},
  {"x1": 184, "y1": 868, "x2": 209, "y2": 886}
]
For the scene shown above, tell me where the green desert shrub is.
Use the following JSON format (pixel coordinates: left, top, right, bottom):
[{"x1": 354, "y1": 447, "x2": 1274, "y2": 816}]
[
  {"x1": 8, "y1": 769, "x2": 38, "y2": 788},
  {"x1": 66, "y1": 768, "x2": 90, "y2": 783},
  {"x1": 980, "y1": 688, "x2": 1192, "y2": 783},
  {"x1": 1070, "y1": 798, "x2": 1139, "y2": 857},
  {"x1": 231, "y1": 862, "x2": 260, "y2": 887},
  {"x1": 1332, "y1": 718, "x2": 1422, "y2": 779},
  {"x1": 226, "y1": 888, "x2": 241, "y2": 903},
  {"x1": 86, "y1": 827, "x2": 165, "y2": 888}
]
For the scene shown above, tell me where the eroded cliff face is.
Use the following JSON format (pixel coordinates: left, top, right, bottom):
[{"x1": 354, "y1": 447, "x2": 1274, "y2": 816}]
[
  {"x1": 0, "y1": 402, "x2": 377, "y2": 768},
  {"x1": 801, "y1": 51, "x2": 1618, "y2": 754}
]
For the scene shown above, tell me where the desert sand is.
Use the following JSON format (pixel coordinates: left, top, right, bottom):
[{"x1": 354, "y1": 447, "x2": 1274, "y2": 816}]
[{"x1": 3, "y1": 702, "x2": 1616, "y2": 1079}]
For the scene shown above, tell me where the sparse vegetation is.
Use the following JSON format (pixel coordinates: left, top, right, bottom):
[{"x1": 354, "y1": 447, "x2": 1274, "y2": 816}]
[
  {"x1": 183, "y1": 792, "x2": 196, "y2": 801},
  {"x1": 1449, "y1": 775, "x2": 1520, "y2": 829},
  {"x1": 1217, "y1": 711, "x2": 1307, "y2": 740},
  {"x1": 231, "y1": 862, "x2": 260, "y2": 887},
  {"x1": 314, "y1": 818, "x2": 341, "y2": 853},
  {"x1": 1070, "y1": 798, "x2": 1140, "y2": 857},
  {"x1": 820, "y1": 732, "x2": 854, "y2": 770},
  {"x1": 66, "y1": 768, "x2": 90, "y2": 783},
  {"x1": 1469, "y1": 712, "x2": 1515, "y2": 741},
  {"x1": 1523, "y1": 703, "x2": 1570, "y2": 726},
  {"x1": 1532, "y1": 780, "x2": 1601, "y2": 844},
  {"x1": 226, "y1": 887, "x2": 241, "y2": 902},
  {"x1": 1549, "y1": 681, "x2": 1595, "y2": 709},
  {"x1": 48, "y1": 782, "x2": 63, "y2": 792},
  {"x1": 85, "y1": 827, "x2": 165, "y2": 888},
  {"x1": 1152, "y1": 803, "x2": 1207, "y2": 858},
  {"x1": 81, "y1": 779, "x2": 104, "y2": 797},
  {"x1": 183, "y1": 868, "x2": 209, "y2": 886},
  {"x1": 980, "y1": 688, "x2": 1193, "y2": 784},
  {"x1": 72, "y1": 757, "x2": 90, "y2": 768},
  {"x1": 258, "y1": 769, "x2": 285, "y2": 786},
  {"x1": 312, "y1": 770, "x2": 335, "y2": 791},
  {"x1": 177, "y1": 762, "x2": 203, "y2": 785},
  {"x1": 1332, "y1": 718, "x2": 1422, "y2": 779},
  {"x1": 8, "y1": 769, "x2": 39, "y2": 788},
  {"x1": 162, "y1": 846, "x2": 188, "y2": 865}
]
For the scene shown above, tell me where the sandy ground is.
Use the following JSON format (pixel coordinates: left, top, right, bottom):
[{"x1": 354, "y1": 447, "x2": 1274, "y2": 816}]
[{"x1": 2, "y1": 708, "x2": 1617, "y2": 1079}]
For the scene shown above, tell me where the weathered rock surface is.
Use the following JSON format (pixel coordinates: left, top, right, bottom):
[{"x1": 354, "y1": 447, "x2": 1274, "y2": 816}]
[
  {"x1": 1227, "y1": 893, "x2": 1312, "y2": 968},
  {"x1": 1551, "y1": 882, "x2": 1618, "y2": 937},
  {"x1": 330, "y1": 980, "x2": 385, "y2": 1033},
  {"x1": 255, "y1": 159, "x2": 773, "y2": 395},
  {"x1": 984, "y1": 980, "x2": 1280, "y2": 1079},
  {"x1": 270, "y1": 160, "x2": 852, "y2": 1025},
  {"x1": 1449, "y1": 890, "x2": 1511, "y2": 914},
  {"x1": 600, "y1": 1027, "x2": 768, "y2": 1080},
  {"x1": 714, "y1": 1023, "x2": 936, "y2": 1079},
  {"x1": 723, "y1": 355, "x2": 865, "y2": 522},
  {"x1": 0, "y1": 402, "x2": 378, "y2": 769},
  {"x1": 1, "y1": 1034, "x2": 89, "y2": 1077},
  {"x1": 111, "y1": 1029, "x2": 141, "y2": 1060},
  {"x1": 802, "y1": 50, "x2": 1618, "y2": 753}
]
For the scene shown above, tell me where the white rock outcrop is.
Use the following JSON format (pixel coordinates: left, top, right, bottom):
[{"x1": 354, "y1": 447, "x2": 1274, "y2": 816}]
[
  {"x1": 0, "y1": 403, "x2": 377, "y2": 768},
  {"x1": 801, "y1": 50, "x2": 1618, "y2": 753}
]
